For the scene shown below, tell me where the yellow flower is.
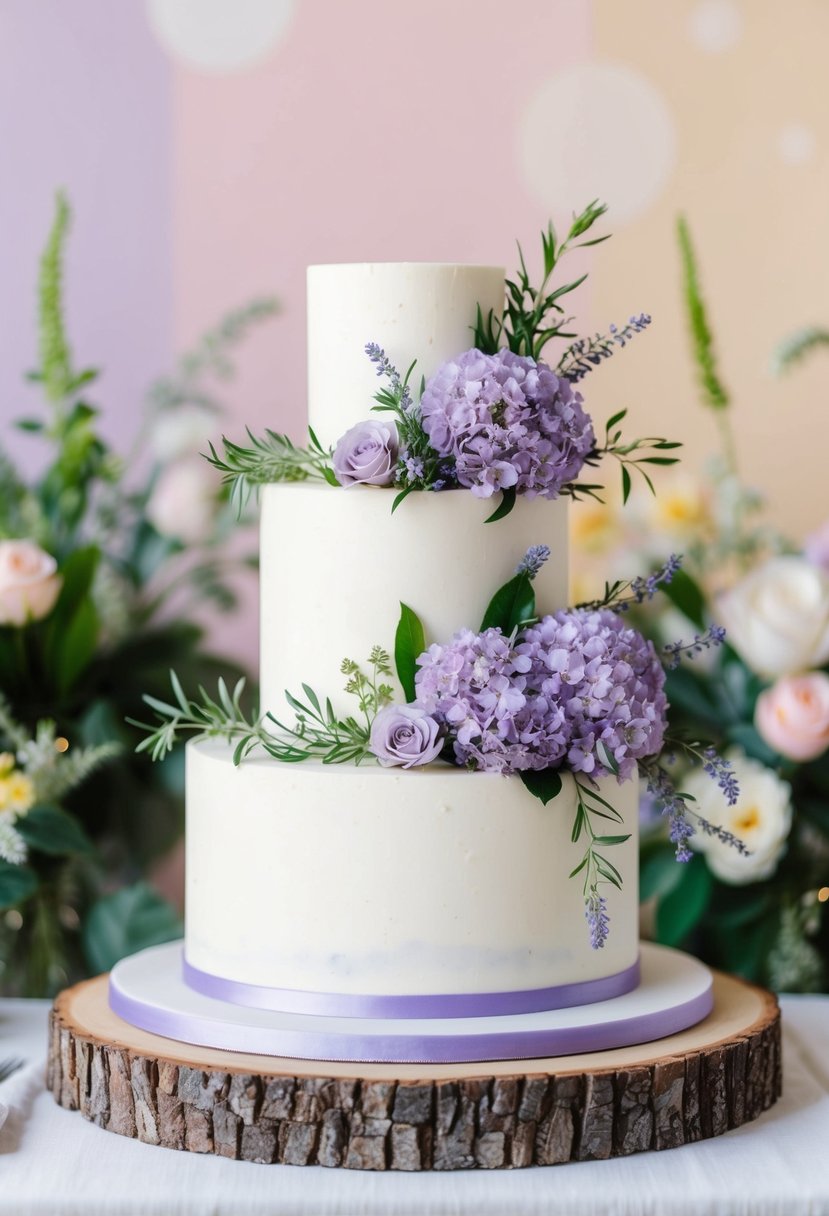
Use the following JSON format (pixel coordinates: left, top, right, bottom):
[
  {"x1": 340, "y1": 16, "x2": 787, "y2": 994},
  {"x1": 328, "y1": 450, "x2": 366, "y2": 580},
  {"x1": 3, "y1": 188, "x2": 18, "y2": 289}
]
[
  {"x1": 4, "y1": 772, "x2": 35, "y2": 816},
  {"x1": 647, "y1": 473, "x2": 710, "y2": 538},
  {"x1": 569, "y1": 501, "x2": 619, "y2": 555},
  {"x1": 0, "y1": 753, "x2": 14, "y2": 777}
]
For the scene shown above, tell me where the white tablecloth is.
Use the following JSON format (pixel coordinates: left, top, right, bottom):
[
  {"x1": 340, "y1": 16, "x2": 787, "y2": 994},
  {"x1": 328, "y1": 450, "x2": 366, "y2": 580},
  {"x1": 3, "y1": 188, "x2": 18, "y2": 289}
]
[{"x1": 1, "y1": 996, "x2": 828, "y2": 1216}]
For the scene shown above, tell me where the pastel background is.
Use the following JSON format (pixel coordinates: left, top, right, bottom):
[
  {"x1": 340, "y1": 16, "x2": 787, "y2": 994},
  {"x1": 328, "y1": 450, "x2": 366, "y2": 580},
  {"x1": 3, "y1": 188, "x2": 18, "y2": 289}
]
[{"x1": 3, "y1": 0, "x2": 828, "y2": 673}]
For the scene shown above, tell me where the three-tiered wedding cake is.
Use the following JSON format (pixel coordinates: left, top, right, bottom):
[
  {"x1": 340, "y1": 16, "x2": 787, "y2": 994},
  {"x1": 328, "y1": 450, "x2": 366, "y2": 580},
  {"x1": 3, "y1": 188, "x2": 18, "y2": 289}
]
[{"x1": 110, "y1": 258, "x2": 715, "y2": 1064}]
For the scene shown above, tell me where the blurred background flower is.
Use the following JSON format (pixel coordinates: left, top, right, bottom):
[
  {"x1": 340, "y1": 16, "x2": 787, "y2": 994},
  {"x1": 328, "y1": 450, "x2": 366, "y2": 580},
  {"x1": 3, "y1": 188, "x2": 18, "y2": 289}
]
[{"x1": 0, "y1": 196, "x2": 275, "y2": 995}]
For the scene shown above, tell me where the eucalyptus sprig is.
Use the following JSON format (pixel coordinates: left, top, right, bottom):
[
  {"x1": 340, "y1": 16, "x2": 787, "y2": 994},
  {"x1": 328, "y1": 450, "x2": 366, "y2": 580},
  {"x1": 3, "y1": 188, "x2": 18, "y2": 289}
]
[
  {"x1": 473, "y1": 201, "x2": 610, "y2": 361},
  {"x1": 569, "y1": 408, "x2": 681, "y2": 505},
  {"x1": 206, "y1": 426, "x2": 338, "y2": 513}
]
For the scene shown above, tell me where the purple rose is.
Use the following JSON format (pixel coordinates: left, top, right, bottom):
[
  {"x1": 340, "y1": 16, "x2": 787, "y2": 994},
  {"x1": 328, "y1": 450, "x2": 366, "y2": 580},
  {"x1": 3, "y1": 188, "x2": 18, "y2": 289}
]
[
  {"x1": 369, "y1": 705, "x2": 444, "y2": 768},
  {"x1": 333, "y1": 419, "x2": 398, "y2": 487}
]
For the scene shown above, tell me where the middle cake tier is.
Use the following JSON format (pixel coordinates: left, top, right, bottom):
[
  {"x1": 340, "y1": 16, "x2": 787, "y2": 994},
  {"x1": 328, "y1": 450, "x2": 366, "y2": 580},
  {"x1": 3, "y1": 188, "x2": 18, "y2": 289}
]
[
  {"x1": 259, "y1": 482, "x2": 569, "y2": 721},
  {"x1": 184, "y1": 740, "x2": 640, "y2": 1017}
]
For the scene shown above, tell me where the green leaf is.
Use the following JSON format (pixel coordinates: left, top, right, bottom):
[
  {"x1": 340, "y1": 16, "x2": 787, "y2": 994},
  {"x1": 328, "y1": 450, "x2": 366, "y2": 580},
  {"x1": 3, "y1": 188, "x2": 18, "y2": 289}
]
[
  {"x1": 56, "y1": 596, "x2": 99, "y2": 694},
  {"x1": 480, "y1": 572, "x2": 535, "y2": 634},
  {"x1": 621, "y1": 465, "x2": 632, "y2": 504},
  {"x1": 394, "y1": 603, "x2": 426, "y2": 702},
  {"x1": 82, "y1": 882, "x2": 182, "y2": 974},
  {"x1": 519, "y1": 769, "x2": 563, "y2": 806},
  {"x1": 0, "y1": 860, "x2": 38, "y2": 910},
  {"x1": 391, "y1": 485, "x2": 415, "y2": 514},
  {"x1": 51, "y1": 545, "x2": 101, "y2": 621},
  {"x1": 640, "y1": 846, "x2": 685, "y2": 903},
  {"x1": 484, "y1": 486, "x2": 517, "y2": 524},
  {"x1": 655, "y1": 857, "x2": 712, "y2": 946},
  {"x1": 660, "y1": 567, "x2": 706, "y2": 630},
  {"x1": 16, "y1": 804, "x2": 95, "y2": 856}
]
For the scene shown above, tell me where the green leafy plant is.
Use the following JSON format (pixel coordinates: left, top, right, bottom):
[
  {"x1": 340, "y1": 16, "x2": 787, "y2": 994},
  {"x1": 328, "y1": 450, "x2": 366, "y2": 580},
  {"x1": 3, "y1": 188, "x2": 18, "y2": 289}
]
[{"x1": 0, "y1": 193, "x2": 276, "y2": 996}]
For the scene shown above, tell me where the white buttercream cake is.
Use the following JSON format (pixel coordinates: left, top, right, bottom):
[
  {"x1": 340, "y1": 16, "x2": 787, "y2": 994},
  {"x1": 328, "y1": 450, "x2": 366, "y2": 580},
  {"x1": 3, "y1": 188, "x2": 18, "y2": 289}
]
[{"x1": 183, "y1": 264, "x2": 641, "y2": 1011}]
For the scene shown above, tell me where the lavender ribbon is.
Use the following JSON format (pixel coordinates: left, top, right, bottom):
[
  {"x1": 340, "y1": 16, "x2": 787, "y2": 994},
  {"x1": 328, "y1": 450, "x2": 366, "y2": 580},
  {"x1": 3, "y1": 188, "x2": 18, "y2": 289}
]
[
  {"x1": 108, "y1": 971, "x2": 714, "y2": 1065},
  {"x1": 182, "y1": 954, "x2": 642, "y2": 1019}
]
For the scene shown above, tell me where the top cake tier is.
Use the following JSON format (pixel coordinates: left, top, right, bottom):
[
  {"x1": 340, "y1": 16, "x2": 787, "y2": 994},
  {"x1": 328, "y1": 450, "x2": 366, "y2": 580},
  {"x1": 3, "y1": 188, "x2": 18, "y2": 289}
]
[{"x1": 307, "y1": 263, "x2": 505, "y2": 443}]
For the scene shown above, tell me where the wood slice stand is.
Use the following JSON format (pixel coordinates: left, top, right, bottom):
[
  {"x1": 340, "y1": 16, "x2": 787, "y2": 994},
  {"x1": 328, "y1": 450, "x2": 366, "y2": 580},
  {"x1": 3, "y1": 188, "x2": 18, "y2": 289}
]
[{"x1": 47, "y1": 970, "x2": 781, "y2": 1170}]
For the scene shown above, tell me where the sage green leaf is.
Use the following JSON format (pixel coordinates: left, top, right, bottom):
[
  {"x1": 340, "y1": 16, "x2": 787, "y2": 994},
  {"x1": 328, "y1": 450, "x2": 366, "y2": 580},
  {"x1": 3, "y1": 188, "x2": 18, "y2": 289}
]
[
  {"x1": 16, "y1": 804, "x2": 94, "y2": 856},
  {"x1": 82, "y1": 882, "x2": 182, "y2": 973},
  {"x1": 480, "y1": 572, "x2": 535, "y2": 634},
  {"x1": 519, "y1": 769, "x2": 563, "y2": 806},
  {"x1": 394, "y1": 603, "x2": 426, "y2": 703},
  {"x1": 0, "y1": 861, "x2": 37, "y2": 910}
]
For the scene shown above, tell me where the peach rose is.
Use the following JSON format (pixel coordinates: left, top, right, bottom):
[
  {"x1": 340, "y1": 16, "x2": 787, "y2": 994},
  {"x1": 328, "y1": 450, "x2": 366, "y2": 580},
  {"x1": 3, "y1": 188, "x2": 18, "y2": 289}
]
[
  {"x1": 0, "y1": 540, "x2": 62, "y2": 627},
  {"x1": 755, "y1": 672, "x2": 829, "y2": 762}
]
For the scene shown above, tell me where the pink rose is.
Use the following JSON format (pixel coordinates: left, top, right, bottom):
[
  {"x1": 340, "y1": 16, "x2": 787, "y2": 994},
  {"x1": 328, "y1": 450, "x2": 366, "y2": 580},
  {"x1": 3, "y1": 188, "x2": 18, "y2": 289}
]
[
  {"x1": 0, "y1": 540, "x2": 62, "y2": 627},
  {"x1": 755, "y1": 672, "x2": 829, "y2": 762}
]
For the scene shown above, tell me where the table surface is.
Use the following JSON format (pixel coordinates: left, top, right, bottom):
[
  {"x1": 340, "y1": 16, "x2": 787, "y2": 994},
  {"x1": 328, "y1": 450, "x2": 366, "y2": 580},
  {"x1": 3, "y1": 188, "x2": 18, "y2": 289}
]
[{"x1": 1, "y1": 996, "x2": 828, "y2": 1216}]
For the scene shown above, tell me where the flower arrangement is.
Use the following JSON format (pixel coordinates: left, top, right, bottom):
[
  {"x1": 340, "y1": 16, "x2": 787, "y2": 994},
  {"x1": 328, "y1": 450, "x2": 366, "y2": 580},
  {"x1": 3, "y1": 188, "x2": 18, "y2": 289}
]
[
  {"x1": 0, "y1": 193, "x2": 276, "y2": 996},
  {"x1": 569, "y1": 217, "x2": 829, "y2": 991},
  {"x1": 208, "y1": 203, "x2": 680, "y2": 522},
  {"x1": 137, "y1": 546, "x2": 740, "y2": 952}
]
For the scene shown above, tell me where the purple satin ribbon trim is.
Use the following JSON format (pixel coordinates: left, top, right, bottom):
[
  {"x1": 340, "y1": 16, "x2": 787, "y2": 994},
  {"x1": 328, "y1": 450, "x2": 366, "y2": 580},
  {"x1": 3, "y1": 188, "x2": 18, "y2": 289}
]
[
  {"x1": 181, "y1": 954, "x2": 642, "y2": 1020},
  {"x1": 107, "y1": 973, "x2": 713, "y2": 1065}
]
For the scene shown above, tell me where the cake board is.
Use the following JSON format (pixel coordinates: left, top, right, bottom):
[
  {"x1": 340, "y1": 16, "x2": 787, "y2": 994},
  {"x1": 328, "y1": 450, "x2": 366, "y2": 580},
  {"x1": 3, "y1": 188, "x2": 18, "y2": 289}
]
[{"x1": 47, "y1": 945, "x2": 781, "y2": 1170}]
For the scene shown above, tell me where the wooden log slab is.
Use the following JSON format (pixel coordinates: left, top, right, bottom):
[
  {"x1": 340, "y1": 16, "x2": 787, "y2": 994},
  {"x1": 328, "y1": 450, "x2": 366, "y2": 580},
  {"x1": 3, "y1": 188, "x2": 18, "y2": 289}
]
[{"x1": 47, "y1": 971, "x2": 781, "y2": 1170}]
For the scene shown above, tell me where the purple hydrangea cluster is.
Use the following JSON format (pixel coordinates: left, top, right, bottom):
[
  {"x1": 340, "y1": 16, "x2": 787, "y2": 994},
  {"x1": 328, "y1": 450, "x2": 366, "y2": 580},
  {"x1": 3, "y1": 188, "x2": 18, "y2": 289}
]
[
  {"x1": 413, "y1": 608, "x2": 667, "y2": 778},
  {"x1": 517, "y1": 609, "x2": 668, "y2": 781},
  {"x1": 419, "y1": 349, "x2": 595, "y2": 500},
  {"x1": 414, "y1": 627, "x2": 569, "y2": 774}
]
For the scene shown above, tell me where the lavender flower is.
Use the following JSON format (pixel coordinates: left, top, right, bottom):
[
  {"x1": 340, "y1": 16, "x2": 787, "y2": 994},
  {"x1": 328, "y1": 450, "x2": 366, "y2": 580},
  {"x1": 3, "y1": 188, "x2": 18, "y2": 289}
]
[
  {"x1": 365, "y1": 342, "x2": 413, "y2": 412},
  {"x1": 369, "y1": 705, "x2": 443, "y2": 768},
  {"x1": 419, "y1": 348, "x2": 595, "y2": 500},
  {"x1": 662, "y1": 624, "x2": 727, "y2": 670},
  {"x1": 702, "y1": 747, "x2": 740, "y2": 806},
  {"x1": 645, "y1": 766, "x2": 695, "y2": 862},
  {"x1": 332, "y1": 419, "x2": 398, "y2": 487},
  {"x1": 516, "y1": 608, "x2": 668, "y2": 781},
  {"x1": 516, "y1": 545, "x2": 551, "y2": 579},
  {"x1": 585, "y1": 892, "x2": 610, "y2": 949}
]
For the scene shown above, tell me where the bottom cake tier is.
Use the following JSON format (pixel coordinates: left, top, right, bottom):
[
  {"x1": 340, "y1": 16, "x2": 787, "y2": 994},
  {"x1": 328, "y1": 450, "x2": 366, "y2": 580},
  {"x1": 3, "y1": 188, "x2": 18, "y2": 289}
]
[{"x1": 184, "y1": 740, "x2": 640, "y2": 1017}]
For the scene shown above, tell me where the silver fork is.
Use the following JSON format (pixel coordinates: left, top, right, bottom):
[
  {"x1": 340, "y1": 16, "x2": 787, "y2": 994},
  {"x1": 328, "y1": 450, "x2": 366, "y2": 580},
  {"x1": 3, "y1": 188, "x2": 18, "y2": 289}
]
[{"x1": 0, "y1": 1058, "x2": 24, "y2": 1083}]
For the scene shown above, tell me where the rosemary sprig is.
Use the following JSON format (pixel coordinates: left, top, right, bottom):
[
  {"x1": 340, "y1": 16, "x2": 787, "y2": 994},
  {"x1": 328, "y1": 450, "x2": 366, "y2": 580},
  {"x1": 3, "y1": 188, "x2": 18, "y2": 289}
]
[
  {"x1": 130, "y1": 663, "x2": 380, "y2": 768},
  {"x1": 205, "y1": 426, "x2": 338, "y2": 513},
  {"x1": 473, "y1": 201, "x2": 610, "y2": 361}
]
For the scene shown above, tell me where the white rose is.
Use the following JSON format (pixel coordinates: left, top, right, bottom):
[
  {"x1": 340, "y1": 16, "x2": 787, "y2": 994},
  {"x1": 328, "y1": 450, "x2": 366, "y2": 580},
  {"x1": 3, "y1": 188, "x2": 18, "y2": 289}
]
[
  {"x1": 685, "y1": 752, "x2": 792, "y2": 885},
  {"x1": 717, "y1": 555, "x2": 829, "y2": 677},
  {"x1": 150, "y1": 405, "x2": 217, "y2": 461},
  {"x1": 0, "y1": 540, "x2": 62, "y2": 626},
  {"x1": 146, "y1": 458, "x2": 217, "y2": 544}
]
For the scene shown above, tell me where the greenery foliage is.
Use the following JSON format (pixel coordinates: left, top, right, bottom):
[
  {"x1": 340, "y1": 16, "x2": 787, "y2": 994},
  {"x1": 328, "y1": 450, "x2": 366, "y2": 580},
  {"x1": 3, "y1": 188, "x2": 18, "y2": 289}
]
[{"x1": 0, "y1": 193, "x2": 276, "y2": 996}]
